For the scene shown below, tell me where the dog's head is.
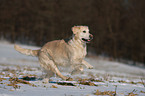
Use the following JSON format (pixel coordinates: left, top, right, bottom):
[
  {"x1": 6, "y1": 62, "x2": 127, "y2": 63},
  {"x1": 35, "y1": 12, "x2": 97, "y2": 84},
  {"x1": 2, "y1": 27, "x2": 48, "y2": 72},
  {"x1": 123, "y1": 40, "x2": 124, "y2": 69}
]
[{"x1": 72, "y1": 26, "x2": 93, "y2": 43}]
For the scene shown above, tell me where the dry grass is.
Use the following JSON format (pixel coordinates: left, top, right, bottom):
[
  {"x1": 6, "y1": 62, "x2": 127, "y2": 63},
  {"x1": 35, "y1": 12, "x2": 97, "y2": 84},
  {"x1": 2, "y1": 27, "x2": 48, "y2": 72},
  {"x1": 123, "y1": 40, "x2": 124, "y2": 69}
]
[
  {"x1": 51, "y1": 85, "x2": 58, "y2": 88},
  {"x1": 140, "y1": 90, "x2": 145, "y2": 93},
  {"x1": 126, "y1": 92, "x2": 138, "y2": 96},
  {"x1": 6, "y1": 77, "x2": 37, "y2": 89},
  {"x1": 78, "y1": 78, "x2": 98, "y2": 86},
  {"x1": 117, "y1": 80, "x2": 145, "y2": 85},
  {"x1": 94, "y1": 89, "x2": 116, "y2": 96},
  {"x1": 125, "y1": 89, "x2": 138, "y2": 96},
  {"x1": 2, "y1": 67, "x2": 16, "y2": 74},
  {"x1": 0, "y1": 78, "x2": 6, "y2": 82}
]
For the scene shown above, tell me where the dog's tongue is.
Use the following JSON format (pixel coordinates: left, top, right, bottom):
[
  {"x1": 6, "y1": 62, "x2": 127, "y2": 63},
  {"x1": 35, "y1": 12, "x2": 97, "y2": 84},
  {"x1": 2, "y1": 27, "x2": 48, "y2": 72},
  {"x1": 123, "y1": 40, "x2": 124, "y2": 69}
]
[{"x1": 87, "y1": 39, "x2": 90, "y2": 41}]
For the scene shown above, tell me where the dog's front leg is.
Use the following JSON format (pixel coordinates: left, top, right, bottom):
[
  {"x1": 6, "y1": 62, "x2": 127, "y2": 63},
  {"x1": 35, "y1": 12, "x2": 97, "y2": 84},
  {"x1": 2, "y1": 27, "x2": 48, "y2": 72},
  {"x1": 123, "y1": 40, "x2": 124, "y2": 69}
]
[
  {"x1": 82, "y1": 60, "x2": 93, "y2": 69},
  {"x1": 70, "y1": 59, "x2": 84, "y2": 75},
  {"x1": 71, "y1": 65, "x2": 84, "y2": 75}
]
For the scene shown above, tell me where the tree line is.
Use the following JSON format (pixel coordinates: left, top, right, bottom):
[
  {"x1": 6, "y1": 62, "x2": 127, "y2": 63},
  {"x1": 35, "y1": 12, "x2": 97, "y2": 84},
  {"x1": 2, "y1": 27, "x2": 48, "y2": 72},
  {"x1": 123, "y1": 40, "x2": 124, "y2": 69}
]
[{"x1": 0, "y1": 0, "x2": 145, "y2": 64}]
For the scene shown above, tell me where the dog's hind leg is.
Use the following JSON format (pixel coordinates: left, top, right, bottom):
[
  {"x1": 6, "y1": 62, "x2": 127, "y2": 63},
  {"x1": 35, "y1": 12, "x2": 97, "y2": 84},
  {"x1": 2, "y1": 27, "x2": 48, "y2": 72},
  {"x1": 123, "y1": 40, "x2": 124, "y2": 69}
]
[
  {"x1": 39, "y1": 51, "x2": 68, "y2": 80},
  {"x1": 49, "y1": 61, "x2": 68, "y2": 80},
  {"x1": 39, "y1": 59, "x2": 54, "y2": 81}
]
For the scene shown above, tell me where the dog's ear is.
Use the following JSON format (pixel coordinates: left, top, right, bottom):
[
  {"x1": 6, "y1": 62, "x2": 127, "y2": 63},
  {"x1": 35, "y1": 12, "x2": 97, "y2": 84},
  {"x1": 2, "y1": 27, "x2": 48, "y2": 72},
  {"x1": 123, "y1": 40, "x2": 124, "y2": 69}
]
[{"x1": 72, "y1": 26, "x2": 80, "y2": 34}]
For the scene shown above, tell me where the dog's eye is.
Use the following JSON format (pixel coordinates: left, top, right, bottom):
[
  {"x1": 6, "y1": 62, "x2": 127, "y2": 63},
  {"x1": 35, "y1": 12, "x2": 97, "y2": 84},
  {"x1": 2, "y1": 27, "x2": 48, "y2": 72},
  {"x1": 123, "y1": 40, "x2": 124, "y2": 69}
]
[{"x1": 83, "y1": 31, "x2": 86, "y2": 33}]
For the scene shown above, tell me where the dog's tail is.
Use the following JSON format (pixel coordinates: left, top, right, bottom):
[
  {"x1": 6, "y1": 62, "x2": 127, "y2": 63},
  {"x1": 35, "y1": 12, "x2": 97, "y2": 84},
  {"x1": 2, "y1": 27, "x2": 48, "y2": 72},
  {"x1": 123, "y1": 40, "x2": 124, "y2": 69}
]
[{"x1": 14, "y1": 44, "x2": 40, "y2": 57}]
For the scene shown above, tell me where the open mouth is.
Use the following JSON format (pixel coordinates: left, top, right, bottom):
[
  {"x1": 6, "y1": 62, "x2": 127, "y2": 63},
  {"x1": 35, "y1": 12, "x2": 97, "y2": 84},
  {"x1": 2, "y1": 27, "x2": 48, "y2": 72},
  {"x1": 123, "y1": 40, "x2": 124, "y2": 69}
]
[{"x1": 82, "y1": 38, "x2": 91, "y2": 43}]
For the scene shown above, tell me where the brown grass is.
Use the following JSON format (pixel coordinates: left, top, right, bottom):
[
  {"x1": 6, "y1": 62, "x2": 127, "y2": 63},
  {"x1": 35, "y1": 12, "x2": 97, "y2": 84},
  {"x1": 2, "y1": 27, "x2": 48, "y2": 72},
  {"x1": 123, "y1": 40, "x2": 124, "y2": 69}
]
[
  {"x1": 94, "y1": 90, "x2": 116, "y2": 96},
  {"x1": 51, "y1": 85, "x2": 58, "y2": 88},
  {"x1": 7, "y1": 77, "x2": 37, "y2": 89},
  {"x1": 0, "y1": 78, "x2": 6, "y2": 82},
  {"x1": 78, "y1": 78, "x2": 98, "y2": 86}
]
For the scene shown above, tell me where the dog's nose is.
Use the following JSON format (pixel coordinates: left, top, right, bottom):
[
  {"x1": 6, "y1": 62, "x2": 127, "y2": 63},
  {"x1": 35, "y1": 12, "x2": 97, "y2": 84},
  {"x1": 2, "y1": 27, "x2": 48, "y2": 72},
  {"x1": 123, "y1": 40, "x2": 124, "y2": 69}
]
[{"x1": 89, "y1": 34, "x2": 93, "y2": 40}]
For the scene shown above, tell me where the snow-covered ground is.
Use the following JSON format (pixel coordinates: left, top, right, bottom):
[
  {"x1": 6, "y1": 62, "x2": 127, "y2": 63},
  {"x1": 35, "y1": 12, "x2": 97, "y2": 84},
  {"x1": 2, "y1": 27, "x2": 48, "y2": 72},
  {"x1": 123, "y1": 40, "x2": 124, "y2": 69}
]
[{"x1": 0, "y1": 41, "x2": 145, "y2": 96}]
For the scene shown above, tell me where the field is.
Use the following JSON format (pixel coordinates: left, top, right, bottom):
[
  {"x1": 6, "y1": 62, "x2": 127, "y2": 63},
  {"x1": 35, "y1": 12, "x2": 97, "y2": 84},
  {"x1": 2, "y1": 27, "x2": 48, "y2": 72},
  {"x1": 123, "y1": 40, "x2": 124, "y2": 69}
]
[{"x1": 0, "y1": 41, "x2": 145, "y2": 96}]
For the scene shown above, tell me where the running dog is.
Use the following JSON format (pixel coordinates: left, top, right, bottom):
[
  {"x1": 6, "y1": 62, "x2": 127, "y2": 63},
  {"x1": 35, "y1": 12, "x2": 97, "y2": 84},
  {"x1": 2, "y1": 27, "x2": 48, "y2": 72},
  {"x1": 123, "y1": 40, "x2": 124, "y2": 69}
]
[{"x1": 14, "y1": 26, "x2": 93, "y2": 80}]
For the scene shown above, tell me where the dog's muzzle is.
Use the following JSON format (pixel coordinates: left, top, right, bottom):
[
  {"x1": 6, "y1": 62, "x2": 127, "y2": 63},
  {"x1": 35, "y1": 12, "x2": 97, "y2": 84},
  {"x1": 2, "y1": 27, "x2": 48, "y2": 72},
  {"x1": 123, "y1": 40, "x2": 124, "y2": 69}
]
[{"x1": 82, "y1": 34, "x2": 93, "y2": 43}]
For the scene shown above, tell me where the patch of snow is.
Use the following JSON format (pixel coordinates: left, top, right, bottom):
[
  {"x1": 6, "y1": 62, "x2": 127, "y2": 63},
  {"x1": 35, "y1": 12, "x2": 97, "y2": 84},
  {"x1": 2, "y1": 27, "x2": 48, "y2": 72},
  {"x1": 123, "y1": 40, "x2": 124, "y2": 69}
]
[{"x1": 0, "y1": 41, "x2": 145, "y2": 96}]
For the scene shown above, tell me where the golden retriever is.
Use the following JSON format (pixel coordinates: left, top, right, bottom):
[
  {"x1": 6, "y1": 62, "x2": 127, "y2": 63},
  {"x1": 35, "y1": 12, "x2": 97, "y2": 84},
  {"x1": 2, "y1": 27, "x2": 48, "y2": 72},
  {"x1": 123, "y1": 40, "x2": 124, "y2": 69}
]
[{"x1": 14, "y1": 26, "x2": 93, "y2": 80}]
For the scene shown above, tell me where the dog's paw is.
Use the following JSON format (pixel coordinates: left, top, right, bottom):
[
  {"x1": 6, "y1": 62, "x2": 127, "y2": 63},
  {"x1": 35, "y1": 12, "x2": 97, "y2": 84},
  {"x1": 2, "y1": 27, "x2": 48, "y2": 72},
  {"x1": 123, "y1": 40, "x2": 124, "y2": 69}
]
[
  {"x1": 87, "y1": 65, "x2": 94, "y2": 69},
  {"x1": 42, "y1": 78, "x2": 49, "y2": 84},
  {"x1": 66, "y1": 77, "x2": 73, "y2": 81},
  {"x1": 61, "y1": 76, "x2": 69, "y2": 80}
]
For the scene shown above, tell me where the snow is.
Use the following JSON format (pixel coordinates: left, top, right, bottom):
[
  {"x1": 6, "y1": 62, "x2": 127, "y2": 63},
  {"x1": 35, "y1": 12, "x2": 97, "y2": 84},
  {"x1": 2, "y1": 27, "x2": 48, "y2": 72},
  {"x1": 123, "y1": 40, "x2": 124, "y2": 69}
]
[{"x1": 0, "y1": 41, "x2": 145, "y2": 96}]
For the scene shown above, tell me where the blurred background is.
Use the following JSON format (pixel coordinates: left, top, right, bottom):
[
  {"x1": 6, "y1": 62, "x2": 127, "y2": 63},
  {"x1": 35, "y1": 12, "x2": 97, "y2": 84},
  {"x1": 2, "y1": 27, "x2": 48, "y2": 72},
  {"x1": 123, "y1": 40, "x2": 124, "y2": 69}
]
[{"x1": 0, "y1": 0, "x2": 145, "y2": 65}]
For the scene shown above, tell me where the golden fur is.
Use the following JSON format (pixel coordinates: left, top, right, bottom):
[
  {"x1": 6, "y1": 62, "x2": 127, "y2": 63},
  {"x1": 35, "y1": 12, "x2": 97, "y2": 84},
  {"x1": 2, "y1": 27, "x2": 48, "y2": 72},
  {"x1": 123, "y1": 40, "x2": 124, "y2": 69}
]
[{"x1": 14, "y1": 26, "x2": 93, "y2": 80}]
